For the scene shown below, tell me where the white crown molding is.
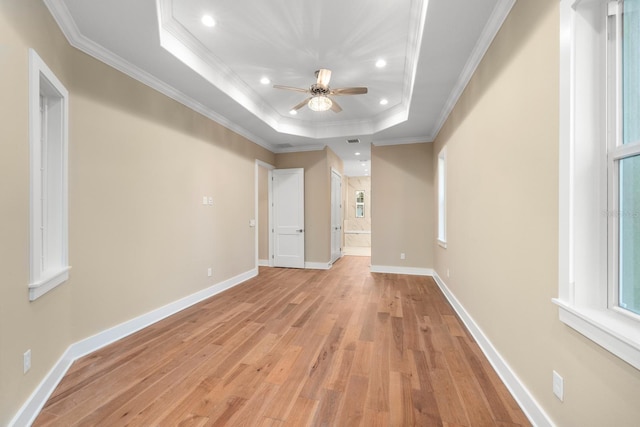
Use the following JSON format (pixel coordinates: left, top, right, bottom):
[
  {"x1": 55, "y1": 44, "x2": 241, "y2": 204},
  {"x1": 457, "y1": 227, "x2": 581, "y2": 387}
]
[
  {"x1": 272, "y1": 144, "x2": 326, "y2": 154},
  {"x1": 430, "y1": 0, "x2": 517, "y2": 140},
  {"x1": 41, "y1": 0, "x2": 275, "y2": 153},
  {"x1": 8, "y1": 268, "x2": 258, "y2": 427},
  {"x1": 155, "y1": 0, "x2": 426, "y2": 140},
  {"x1": 373, "y1": 136, "x2": 434, "y2": 146},
  {"x1": 401, "y1": 0, "x2": 430, "y2": 109}
]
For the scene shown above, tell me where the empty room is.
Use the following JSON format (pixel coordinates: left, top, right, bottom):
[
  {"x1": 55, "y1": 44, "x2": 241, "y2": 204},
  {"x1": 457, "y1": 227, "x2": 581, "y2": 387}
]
[{"x1": 2, "y1": 0, "x2": 640, "y2": 426}]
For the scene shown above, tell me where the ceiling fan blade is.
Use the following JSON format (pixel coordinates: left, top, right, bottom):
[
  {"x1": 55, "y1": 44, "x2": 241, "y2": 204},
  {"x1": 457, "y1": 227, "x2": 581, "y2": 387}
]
[
  {"x1": 273, "y1": 85, "x2": 310, "y2": 94},
  {"x1": 291, "y1": 97, "x2": 313, "y2": 111},
  {"x1": 330, "y1": 87, "x2": 368, "y2": 96},
  {"x1": 316, "y1": 69, "x2": 332, "y2": 88},
  {"x1": 330, "y1": 98, "x2": 342, "y2": 113}
]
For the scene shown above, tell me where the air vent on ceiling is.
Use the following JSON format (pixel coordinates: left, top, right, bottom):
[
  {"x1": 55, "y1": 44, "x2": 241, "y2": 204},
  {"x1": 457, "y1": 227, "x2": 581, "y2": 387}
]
[{"x1": 346, "y1": 138, "x2": 360, "y2": 144}]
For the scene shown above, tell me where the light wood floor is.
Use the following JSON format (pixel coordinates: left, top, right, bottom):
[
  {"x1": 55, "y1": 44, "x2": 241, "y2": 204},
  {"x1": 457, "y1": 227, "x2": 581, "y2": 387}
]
[{"x1": 34, "y1": 256, "x2": 530, "y2": 426}]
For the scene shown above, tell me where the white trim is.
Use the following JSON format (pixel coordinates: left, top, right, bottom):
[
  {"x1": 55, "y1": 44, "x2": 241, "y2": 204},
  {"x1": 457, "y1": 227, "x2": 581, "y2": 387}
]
[
  {"x1": 556, "y1": 0, "x2": 640, "y2": 371},
  {"x1": 305, "y1": 262, "x2": 332, "y2": 270},
  {"x1": 41, "y1": 0, "x2": 273, "y2": 153},
  {"x1": 370, "y1": 265, "x2": 434, "y2": 276},
  {"x1": 373, "y1": 136, "x2": 434, "y2": 146},
  {"x1": 258, "y1": 259, "x2": 270, "y2": 267},
  {"x1": 437, "y1": 147, "x2": 447, "y2": 245},
  {"x1": 28, "y1": 266, "x2": 71, "y2": 301},
  {"x1": 330, "y1": 168, "x2": 343, "y2": 265},
  {"x1": 28, "y1": 48, "x2": 71, "y2": 301},
  {"x1": 8, "y1": 268, "x2": 257, "y2": 427},
  {"x1": 432, "y1": 272, "x2": 553, "y2": 427},
  {"x1": 553, "y1": 299, "x2": 640, "y2": 370},
  {"x1": 154, "y1": 0, "x2": 427, "y2": 140},
  {"x1": 344, "y1": 230, "x2": 371, "y2": 234},
  {"x1": 272, "y1": 144, "x2": 326, "y2": 154},
  {"x1": 255, "y1": 160, "x2": 275, "y2": 270},
  {"x1": 431, "y1": 0, "x2": 517, "y2": 140}
]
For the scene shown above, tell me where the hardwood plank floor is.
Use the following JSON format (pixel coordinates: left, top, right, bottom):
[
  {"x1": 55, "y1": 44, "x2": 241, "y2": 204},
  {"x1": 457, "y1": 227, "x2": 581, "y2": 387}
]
[{"x1": 34, "y1": 256, "x2": 530, "y2": 426}]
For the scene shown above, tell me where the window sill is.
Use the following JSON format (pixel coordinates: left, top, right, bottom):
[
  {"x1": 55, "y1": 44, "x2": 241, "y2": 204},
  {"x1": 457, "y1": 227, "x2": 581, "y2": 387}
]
[
  {"x1": 437, "y1": 239, "x2": 447, "y2": 249},
  {"x1": 29, "y1": 266, "x2": 71, "y2": 301},
  {"x1": 553, "y1": 298, "x2": 640, "y2": 370}
]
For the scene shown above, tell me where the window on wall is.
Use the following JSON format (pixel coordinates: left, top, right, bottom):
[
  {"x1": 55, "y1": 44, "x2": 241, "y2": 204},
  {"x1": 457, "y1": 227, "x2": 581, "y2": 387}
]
[
  {"x1": 355, "y1": 190, "x2": 365, "y2": 218},
  {"x1": 556, "y1": 0, "x2": 640, "y2": 370},
  {"x1": 613, "y1": 0, "x2": 640, "y2": 315},
  {"x1": 28, "y1": 49, "x2": 70, "y2": 301},
  {"x1": 437, "y1": 148, "x2": 447, "y2": 247}
]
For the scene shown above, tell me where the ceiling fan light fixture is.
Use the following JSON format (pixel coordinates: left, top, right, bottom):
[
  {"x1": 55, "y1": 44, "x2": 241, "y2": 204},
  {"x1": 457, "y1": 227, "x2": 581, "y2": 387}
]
[{"x1": 308, "y1": 95, "x2": 332, "y2": 112}]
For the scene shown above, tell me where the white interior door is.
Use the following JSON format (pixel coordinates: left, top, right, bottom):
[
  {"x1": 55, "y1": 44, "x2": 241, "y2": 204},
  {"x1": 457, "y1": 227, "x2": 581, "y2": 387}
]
[
  {"x1": 273, "y1": 168, "x2": 305, "y2": 268},
  {"x1": 331, "y1": 169, "x2": 342, "y2": 263}
]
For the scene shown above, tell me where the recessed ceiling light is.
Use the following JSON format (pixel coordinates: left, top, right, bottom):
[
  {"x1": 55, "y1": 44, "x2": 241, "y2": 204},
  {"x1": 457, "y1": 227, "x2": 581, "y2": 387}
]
[
  {"x1": 375, "y1": 59, "x2": 387, "y2": 68},
  {"x1": 380, "y1": 98, "x2": 389, "y2": 105},
  {"x1": 289, "y1": 109, "x2": 297, "y2": 115},
  {"x1": 355, "y1": 152, "x2": 361, "y2": 156},
  {"x1": 201, "y1": 15, "x2": 216, "y2": 27},
  {"x1": 260, "y1": 77, "x2": 271, "y2": 85}
]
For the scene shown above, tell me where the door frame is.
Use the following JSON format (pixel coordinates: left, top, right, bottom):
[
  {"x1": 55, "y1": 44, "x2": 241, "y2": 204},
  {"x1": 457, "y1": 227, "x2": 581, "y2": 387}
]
[
  {"x1": 271, "y1": 168, "x2": 305, "y2": 268},
  {"x1": 255, "y1": 159, "x2": 275, "y2": 269},
  {"x1": 330, "y1": 168, "x2": 343, "y2": 264}
]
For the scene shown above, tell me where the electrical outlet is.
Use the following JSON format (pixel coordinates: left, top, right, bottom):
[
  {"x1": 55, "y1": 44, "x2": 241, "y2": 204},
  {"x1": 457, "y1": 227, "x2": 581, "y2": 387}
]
[
  {"x1": 552, "y1": 370, "x2": 564, "y2": 401},
  {"x1": 24, "y1": 349, "x2": 31, "y2": 374},
  {"x1": 207, "y1": 267, "x2": 212, "y2": 277},
  {"x1": 202, "y1": 196, "x2": 208, "y2": 205},
  {"x1": 400, "y1": 253, "x2": 406, "y2": 260}
]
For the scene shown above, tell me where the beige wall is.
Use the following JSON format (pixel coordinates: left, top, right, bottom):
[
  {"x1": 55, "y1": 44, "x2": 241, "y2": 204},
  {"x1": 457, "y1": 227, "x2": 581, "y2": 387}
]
[
  {"x1": 433, "y1": 0, "x2": 640, "y2": 425},
  {"x1": 0, "y1": 0, "x2": 274, "y2": 423},
  {"x1": 371, "y1": 143, "x2": 434, "y2": 269}
]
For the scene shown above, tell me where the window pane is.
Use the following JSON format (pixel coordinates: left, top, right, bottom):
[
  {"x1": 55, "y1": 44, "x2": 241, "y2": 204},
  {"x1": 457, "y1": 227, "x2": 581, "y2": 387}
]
[
  {"x1": 619, "y1": 155, "x2": 640, "y2": 314},
  {"x1": 623, "y1": 0, "x2": 640, "y2": 145},
  {"x1": 438, "y1": 154, "x2": 446, "y2": 241}
]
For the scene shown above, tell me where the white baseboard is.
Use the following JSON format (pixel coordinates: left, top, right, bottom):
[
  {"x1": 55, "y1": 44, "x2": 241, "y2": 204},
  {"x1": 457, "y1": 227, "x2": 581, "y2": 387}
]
[
  {"x1": 370, "y1": 265, "x2": 434, "y2": 276},
  {"x1": 8, "y1": 268, "x2": 258, "y2": 427},
  {"x1": 304, "y1": 261, "x2": 331, "y2": 270},
  {"x1": 431, "y1": 271, "x2": 553, "y2": 427},
  {"x1": 258, "y1": 259, "x2": 270, "y2": 267}
]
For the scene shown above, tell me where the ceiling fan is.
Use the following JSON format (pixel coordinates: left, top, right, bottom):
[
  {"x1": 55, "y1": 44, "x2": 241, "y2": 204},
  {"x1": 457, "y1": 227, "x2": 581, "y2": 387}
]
[{"x1": 273, "y1": 69, "x2": 368, "y2": 113}]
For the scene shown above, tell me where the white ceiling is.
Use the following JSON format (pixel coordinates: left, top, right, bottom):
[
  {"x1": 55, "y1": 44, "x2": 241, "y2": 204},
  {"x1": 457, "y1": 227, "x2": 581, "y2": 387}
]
[{"x1": 44, "y1": 0, "x2": 514, "y2": 176}]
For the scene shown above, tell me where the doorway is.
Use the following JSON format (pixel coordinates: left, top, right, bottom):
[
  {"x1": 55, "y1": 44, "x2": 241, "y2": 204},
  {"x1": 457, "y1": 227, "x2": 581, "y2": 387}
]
[{"x1": 343, "y1": 175, "x2": 371, "y2": 256}]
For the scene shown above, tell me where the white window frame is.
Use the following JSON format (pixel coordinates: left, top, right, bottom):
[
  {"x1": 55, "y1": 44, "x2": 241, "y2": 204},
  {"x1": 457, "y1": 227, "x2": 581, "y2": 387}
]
[
  {"x1": 437, "y1": 148, "x2": 447, "y2": 248},
  {"x1": 555, "y1": 0, "x2": 640, "y2": 370},
  {"x1": 28, "y1": 49, "x2": 70, "y2": 301}
]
